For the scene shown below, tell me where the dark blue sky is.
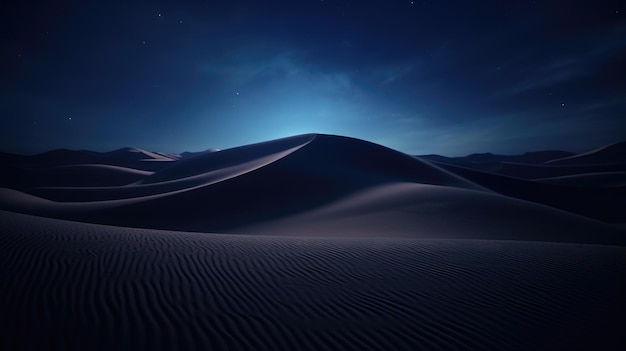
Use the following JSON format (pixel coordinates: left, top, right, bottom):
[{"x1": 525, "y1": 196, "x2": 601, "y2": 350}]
[{"x1": 2, "y1": 0, "x2": 625, "y2": 155}]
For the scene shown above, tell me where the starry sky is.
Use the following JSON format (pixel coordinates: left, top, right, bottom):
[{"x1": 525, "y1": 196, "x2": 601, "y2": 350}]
[{"x1": 2, "y1": 0, "x2": 625, "y2": 156}]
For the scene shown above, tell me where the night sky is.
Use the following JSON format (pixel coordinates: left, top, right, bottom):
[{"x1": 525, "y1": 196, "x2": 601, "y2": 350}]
[{"x1": 2, "y1": 1, "x2": 625, "y2": 156}]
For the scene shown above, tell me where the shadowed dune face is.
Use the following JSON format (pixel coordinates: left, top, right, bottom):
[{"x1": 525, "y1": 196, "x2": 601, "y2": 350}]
[
  {"x1": 495, "y1": 161, "x2": 626, "y2": 179},
  {"x1": 545, "y1": 141, "x2": 626, "y2": 165},
  {"x1": 1, "y1": 210, "x2": 625, "y2": 351},
  {"x1": 419, "y1": 142, "x2": 626, "y2": 180},
  {"x1": 20, "y1": 164, "x2": 153, "y2": 187},
  {"x1": 0, "y1": 134, "x2": 624, "y2": 244},
  {"x1": 429, "y1": 161, "x2": 626, "y2": 224},
  {"x1": 0, "y1": 148, "x2": 176, "y2": 176},
  {"x1": 536, "y1": 172, "x2": 626, "y2": 188},
  {"x1": 235, "y1": 182, "x2": 624, "y2": 245}
]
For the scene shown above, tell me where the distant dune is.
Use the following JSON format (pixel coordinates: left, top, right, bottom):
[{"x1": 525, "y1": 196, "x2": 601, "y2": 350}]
[
  {"x1": 103, "y1": 147, "x2": 179, "y2": 162},
  {"x1": 0, "y1": 147, "x2": 176, "y2": 172},
  {"x1": 16, "y1": 164, "x2": 153, "y2": 187},
  {"x1": 536, "y1": 172, "x2": 626, "y2": 188},
  {"x1": 1, "y1": 134, "x2": 625, "y2": 350},
  {"x1": 545, "y1": 141, "x2": 626, "y2": 165}
]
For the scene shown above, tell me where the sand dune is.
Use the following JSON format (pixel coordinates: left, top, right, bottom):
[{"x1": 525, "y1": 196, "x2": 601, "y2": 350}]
[
  {"x1": 137, "y1": 134, "x2": 315, "y2": 184},
  {"x1": 428, "y1": 160, "x2": 626, "y2": 224},
  {"x1": 495, "y1": 161, "x2": 626, "y2": 179},
  {"x1": 1, "y1": 147, "x2": 178, "y2": 173},
  {"x1": 545, "y1": 141, "x2": 626, "y2": 165},
  {"x1": 1, "y1": 135, "x2": 625, "y2": 350},
  {"x1": 1, "y1": 210, "x2": 624, "y2": 351},
  {"x1": 0, "y1": 134, "x2": 624, "y2": 238},
  {"x1": 536, "y1": 172, "x2": 626, "y2": 188},
  {"x1": 18, "y1": 135, "x2": 314, "y2": 203},
  {"x1": 17, "y1": 164, "x2": 153, "y2": 187},
  {"x1": 0, "y1": 134, "x2": 495, "y2": 233},
  {"x1": 238, "y1": 182, "x2": 624, "y2": 245},
  {"x1": 180, "y1": 148, "x2": 221, "y2": 159},
  {"x1": 3, "y1": 148, "x2": 110, "y2": 167},
  {"x1": 420, "y1": 142, "x2": 626, "y2": 180},
  {"x1": 103, "y1": 147, "x2": 179, "y2": 162},
  {"x1": 418, "y1": 150, "x2": 575, "y2": 173},
  {"x1": 423, "y1": 150, "x2": 574, "y2": 165}
]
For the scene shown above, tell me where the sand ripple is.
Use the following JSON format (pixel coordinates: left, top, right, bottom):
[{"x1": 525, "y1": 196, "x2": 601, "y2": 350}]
[{"x1": 1, "y1": 211, "x2": 624, "y2": 350}]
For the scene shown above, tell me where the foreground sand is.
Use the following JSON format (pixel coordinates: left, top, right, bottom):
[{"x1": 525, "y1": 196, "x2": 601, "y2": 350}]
[{"x1": 1, "y1": 210, "x2": 624, "y2": 350}]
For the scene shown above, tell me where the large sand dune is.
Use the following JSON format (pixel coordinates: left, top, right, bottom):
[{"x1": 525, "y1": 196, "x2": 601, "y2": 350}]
[
  {"x1": 1, "y1": 134, "x2": 625, "y2": 349},
  {"x1": 2, "y1": 134, "x2": 623, "y2": 242}
]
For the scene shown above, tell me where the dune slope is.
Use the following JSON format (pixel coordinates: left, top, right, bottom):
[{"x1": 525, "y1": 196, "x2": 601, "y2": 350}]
[
  {"x1": 545, "y1": 141, "x2": 626, "y2": 165},
  {"x1": 429, "y1": 160, "x2": 626, "y2": 224},
  {"x1": 238, "y1": 182, "x2": 624, "y2": 245}
]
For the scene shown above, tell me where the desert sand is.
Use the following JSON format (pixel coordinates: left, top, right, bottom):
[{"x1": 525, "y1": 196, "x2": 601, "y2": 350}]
[{"x1": 1, "y1": 134, "x2": 625, "y2": 350}]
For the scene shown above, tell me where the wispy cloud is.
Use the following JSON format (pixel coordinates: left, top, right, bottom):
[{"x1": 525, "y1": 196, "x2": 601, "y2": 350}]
[
  {"x1": 507, "y1": 58, "x2": 586, "y2": 95},
  {"x1": 199, "y1": 50, "x2": 360, "y2": 97},
  {"x1": 369, "y1": 63, "x2": 417, "y2": 85},
  {"x1": 498, "y1": 25, "x2": 626, "y2": 97}
]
